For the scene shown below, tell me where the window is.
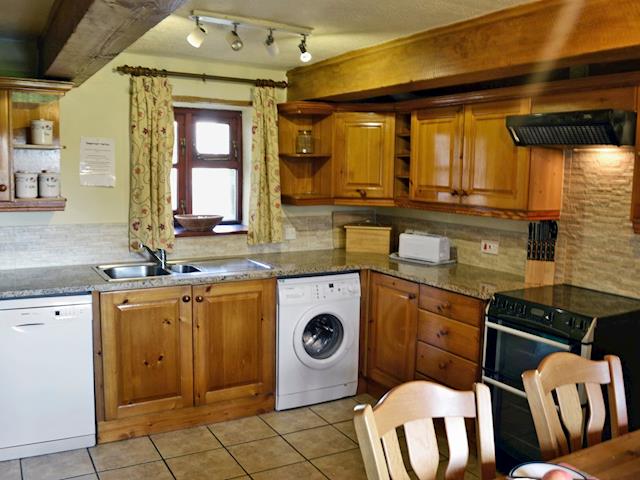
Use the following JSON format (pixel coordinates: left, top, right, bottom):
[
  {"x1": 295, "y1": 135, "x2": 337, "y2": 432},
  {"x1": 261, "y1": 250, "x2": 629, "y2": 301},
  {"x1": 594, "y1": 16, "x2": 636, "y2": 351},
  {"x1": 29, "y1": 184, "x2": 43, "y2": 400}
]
[{"x1": 172, "y1": 108, "x2": 243, "y2": 224}]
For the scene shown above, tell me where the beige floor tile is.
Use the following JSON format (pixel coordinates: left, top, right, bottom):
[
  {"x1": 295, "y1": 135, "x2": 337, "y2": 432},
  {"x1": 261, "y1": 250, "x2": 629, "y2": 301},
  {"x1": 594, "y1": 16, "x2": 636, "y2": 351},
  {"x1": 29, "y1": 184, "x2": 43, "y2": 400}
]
[
  {"x1": 89, "y1": 437, "x2": 160, "y2": 471},
  {"x1": 21, "y1": 449, "x2": 95, "y2": 480},
  {"x1": 311, "y1": 449, "x2": 367, "y2": 480},
  {"x1": 283, "y1": 425, "x2": 357, "y2": 459},
  {"x1": 71, "y1": 475, "x2": 98, "y2": 480},
  {"x1": 353, "y1": 393, "x2": 379, "y2": 405},
  {"x1": 166, "y1": 448, "x2": 245, "y2": 480},
  {"x1": 227, "y1": 436, "x2": 303, "y2": 474},
  {"x1": 98, "y1": 461, "x2": 172, "y2": 480},
  {"x1": 151, "y1": 426, "x2": 221, "y2": 458},
  {"x1": 333, "y1": 420, "x2": 358, "y2": 443},
  {"x1": 0, "y1": 460, "x2": 20, "y2": 480},
  {"x1": 260, "y1": 408, "x2": 327, "y2": 434},
  {"x1": 250, "y1": 461, "x2": 326, "y2": 480},
  {"x1": 309, "y1": 398, "x2": 358, "y2": 424},
  {"x1": 209, "y1": 416, "x2": 277, "y2": 446}
]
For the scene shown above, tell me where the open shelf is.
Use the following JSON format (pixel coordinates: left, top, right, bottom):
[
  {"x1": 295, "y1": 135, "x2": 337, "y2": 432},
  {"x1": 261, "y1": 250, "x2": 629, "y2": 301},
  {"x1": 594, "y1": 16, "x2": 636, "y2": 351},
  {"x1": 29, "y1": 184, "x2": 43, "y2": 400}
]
[
  {"x1": 13, "y1": 144, "x2": 62, "y2": 150},
  {"x1": 0, "y1": 197, "x2": 66, "y2": 212},
  {"x1": 281, "y1": 194, "x2": 334, "y2": 206},
  {"x1": 396, "y1": 131, "x2": 411, "y2": 138},
  {"x1": 279, "y1": 153, "x2": 331, "y2": 159}
]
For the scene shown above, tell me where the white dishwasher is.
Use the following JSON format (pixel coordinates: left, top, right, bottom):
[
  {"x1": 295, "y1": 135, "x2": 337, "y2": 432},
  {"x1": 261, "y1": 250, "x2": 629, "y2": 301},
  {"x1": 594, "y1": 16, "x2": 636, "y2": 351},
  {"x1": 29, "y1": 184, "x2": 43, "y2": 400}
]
[{"x1": 0, "y1": 294, "x2": 96, "y2": 461}]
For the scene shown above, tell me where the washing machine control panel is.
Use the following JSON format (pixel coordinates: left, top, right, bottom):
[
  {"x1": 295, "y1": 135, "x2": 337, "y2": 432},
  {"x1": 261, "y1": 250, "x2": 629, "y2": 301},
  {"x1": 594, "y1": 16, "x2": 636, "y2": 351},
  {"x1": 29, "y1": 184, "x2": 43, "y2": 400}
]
[
  {"x1": 278, "y1": 275, "x2": 361, "y2": 305},
  {"x1": 313, "y1": 280, "x2": 360, "y2": 301}
]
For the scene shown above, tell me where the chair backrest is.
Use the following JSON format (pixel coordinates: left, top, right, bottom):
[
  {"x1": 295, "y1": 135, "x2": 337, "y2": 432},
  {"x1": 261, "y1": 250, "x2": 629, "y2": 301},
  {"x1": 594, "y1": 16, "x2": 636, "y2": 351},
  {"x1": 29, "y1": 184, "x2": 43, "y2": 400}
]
[
  {"x1": 522, "y1": 352, "x2": 628, "y2": 460},
  {"x1": 353, "y1": 381, "x2": 495, "y2": 480}
]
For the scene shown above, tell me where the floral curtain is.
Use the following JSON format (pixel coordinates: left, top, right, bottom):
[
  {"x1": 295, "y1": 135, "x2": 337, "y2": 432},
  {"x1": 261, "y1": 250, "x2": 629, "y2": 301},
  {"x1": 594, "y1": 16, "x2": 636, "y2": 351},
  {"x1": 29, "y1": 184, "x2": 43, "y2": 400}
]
[
  {"x1": 247, "y1": 86, "x2": 283, "y2": 245},
  {"x1": 128, "y1": 76, "x2": 175, "y2": 252}
]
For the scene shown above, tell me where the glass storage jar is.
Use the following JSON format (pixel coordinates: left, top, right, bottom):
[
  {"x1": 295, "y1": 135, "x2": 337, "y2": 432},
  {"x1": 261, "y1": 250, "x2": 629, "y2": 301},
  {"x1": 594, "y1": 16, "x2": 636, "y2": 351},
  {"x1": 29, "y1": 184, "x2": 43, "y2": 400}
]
[{"x1": 295, "y1": 130, "x2": 314, "y2": 154}]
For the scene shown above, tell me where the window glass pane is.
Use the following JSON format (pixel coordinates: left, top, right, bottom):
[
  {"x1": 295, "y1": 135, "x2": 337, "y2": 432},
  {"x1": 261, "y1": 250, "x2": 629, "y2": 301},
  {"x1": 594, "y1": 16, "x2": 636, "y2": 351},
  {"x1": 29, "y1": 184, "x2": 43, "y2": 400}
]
[
  {"x1": 192, "y1": 168, "x2": 237, "y2": 220},
  {"x1": 172, "y1": 121, "x2": 179, "y2": 165},
  {"x1": 195, "y1": 122, "x2": 230, "y2": 155},
  {"x1": 170, "y1": 168, "x2": 178, "y2": 211}
]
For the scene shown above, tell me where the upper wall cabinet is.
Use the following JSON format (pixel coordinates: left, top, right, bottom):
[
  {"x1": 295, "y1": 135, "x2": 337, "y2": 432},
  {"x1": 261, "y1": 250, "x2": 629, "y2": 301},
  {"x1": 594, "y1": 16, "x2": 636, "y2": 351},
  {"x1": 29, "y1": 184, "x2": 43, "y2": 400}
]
[
  {"x1": 333, "y1": 112, "x2": 395, "y2": 205},
  {"x1": 408, "y1": 99, "x2": 564, "y2": 218},
  {"x1": 0, "y1": 77, "x2": 73, "y2": 212}
]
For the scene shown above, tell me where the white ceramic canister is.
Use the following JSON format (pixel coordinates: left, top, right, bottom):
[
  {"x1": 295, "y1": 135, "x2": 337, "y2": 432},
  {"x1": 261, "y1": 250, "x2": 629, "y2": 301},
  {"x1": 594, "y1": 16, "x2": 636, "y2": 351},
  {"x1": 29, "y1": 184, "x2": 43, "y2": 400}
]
[
  {"x1": 31, "y1": 119, "x2": 54, "y2": 145},
  {"x1": 15, "y1": 172, "x2": 38, "y2": 198},
  {"x1": 38, "y1": 171, "x2": 60, "y2": 198}
]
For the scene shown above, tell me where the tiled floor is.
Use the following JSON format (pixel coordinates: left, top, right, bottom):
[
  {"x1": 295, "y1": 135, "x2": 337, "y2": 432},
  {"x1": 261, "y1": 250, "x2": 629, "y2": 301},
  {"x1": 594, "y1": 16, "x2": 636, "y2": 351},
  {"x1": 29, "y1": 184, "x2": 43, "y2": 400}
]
[{"x1": 0, "y1": 393, "x2": 481, "y2": 480}]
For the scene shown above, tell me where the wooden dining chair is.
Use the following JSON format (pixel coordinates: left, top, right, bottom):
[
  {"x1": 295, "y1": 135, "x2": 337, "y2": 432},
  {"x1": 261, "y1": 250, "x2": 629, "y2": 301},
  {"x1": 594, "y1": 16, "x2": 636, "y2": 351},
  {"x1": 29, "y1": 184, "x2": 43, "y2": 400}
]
[
  {"x1": 522, "y1": 352, "x2": 628, "y2": 460},
  {"x1": 353, "y1": 381, "x2": 495, "y2": 480}
]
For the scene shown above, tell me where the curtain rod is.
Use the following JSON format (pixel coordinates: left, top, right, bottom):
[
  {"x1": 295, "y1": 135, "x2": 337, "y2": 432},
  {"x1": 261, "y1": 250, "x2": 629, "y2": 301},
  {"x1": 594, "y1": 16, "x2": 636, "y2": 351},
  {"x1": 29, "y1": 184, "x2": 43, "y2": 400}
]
[{"x1": 115, "y1": 65, "x2": 288, "y2": 89}]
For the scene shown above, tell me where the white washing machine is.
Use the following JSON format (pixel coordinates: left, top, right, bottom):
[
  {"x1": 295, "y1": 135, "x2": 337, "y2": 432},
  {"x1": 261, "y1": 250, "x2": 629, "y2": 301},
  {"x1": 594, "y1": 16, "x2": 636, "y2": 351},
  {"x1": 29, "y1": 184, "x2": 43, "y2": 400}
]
[{"x1": 276, "y1": 273, "x2": 360, "y2": 410}]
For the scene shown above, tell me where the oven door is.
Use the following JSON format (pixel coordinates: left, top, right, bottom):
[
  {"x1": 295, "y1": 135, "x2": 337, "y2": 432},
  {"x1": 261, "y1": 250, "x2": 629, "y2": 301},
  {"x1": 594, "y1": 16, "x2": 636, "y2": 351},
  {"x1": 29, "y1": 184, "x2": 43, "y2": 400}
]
[{"x1": 482, "y1": 318, "x2": 580, "y2": 468}]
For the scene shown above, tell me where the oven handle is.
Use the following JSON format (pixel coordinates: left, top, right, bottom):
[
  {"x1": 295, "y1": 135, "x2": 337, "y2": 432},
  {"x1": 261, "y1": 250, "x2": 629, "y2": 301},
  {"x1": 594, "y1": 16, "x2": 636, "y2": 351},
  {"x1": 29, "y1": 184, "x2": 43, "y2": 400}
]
[
  {"x1": 485, "y1": 320, "x2": 571, "y2": 351},
  {"x1": 482, "y1": 376, "x2": 528, "y2": 399}
]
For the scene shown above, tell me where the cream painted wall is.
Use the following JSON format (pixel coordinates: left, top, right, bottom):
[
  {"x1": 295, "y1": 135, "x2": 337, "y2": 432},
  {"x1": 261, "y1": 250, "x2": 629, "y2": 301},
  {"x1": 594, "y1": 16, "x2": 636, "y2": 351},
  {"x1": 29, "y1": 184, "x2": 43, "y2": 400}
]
[{"x1": 0, "y1": 51, "x2": 287, "y2": 226}]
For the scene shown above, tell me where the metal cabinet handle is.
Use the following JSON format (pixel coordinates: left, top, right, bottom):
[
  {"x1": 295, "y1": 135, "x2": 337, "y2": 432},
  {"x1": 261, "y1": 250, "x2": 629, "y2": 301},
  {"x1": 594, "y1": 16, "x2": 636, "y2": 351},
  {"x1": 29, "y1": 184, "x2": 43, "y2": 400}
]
[
  {"x1": 407, "y1": 293, "x2": 417, "y2": 300},
  {"x1": 195, "y1": 296, "x2": 204, "y2": 303},
  {"x1": 450, "y1": 189, "x2": 459, "y2": 196},
  {"x1": 0, "y1": 184, "x2": 6, "y2": 192},
  {"x1": 182, "y1": 295, "x2": 191, "y2": 303},
  {"x1": 436, "y1": 302, "x2": 451, "y2": 312},
  {"x1": 356, "y1": 189, "x2": 367, "y2": 198},
  {"x1": 437, "y1": 329, "x2": 449, "y2": 337}
]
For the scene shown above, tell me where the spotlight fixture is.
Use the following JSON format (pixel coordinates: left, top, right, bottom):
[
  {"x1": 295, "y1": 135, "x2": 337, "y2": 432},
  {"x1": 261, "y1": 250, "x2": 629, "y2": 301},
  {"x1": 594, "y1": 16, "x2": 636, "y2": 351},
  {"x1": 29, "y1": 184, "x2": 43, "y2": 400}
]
[
  {"x1": 226, "y1": 23, "x2": 244, "y2": 51},
  {"x1": 298, "y1": 34, "x2": 312, "y2": 63},
  {"x1": 264, "y1": 29, "x2": 279, "y2": 57},
  {"x1": 186, "y1": 16, "x2": 207, "y2": 48}
]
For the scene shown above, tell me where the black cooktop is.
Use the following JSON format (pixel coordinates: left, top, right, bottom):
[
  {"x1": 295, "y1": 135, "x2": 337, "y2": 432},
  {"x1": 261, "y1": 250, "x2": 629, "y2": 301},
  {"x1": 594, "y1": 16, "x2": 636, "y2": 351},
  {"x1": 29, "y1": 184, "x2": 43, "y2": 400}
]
[{"x1": 497, "y1": 284, "x2": 640, "y2": 318}]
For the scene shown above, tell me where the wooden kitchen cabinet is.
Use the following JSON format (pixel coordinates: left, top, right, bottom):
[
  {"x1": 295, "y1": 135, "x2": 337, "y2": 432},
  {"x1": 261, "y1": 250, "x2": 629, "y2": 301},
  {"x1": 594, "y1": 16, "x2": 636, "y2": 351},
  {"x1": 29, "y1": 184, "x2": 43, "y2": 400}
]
[
  {"x1": 100, "y1": 286, "x2": 194, "y2": 420},
  {"x1": 0, "y1": 90, "x2": 9, "y2": 202},
  {"x1": 367, "y1": 273, "x2": 418, "y2": 390},
  {"x1": 192, "y1": 279, "x2": 275, "y2": 406},
  {"x1": 408, "y1": 98, "x2": 564, "y2": 218},
  {"x1": 333, "y1": 111, "x2": 395, "y2": 203}
]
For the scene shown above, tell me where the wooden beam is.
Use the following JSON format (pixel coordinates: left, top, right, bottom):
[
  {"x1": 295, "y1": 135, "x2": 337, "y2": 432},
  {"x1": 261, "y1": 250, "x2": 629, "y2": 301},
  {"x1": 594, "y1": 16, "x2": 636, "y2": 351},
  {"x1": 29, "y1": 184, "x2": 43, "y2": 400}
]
[
  {"x1": 286, "y1": 0, "x2": 640, "y2": 101},
  {"x1": 40, "y1": 0, "x2": 187, "y2": 84}
]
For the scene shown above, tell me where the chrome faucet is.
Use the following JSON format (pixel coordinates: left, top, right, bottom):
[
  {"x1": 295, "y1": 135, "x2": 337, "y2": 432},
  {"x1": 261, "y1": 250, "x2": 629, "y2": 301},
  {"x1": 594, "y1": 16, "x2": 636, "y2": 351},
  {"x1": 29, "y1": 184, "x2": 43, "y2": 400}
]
[{"x1": 142, "y1": 245, "x2": 167, "y2": 270}]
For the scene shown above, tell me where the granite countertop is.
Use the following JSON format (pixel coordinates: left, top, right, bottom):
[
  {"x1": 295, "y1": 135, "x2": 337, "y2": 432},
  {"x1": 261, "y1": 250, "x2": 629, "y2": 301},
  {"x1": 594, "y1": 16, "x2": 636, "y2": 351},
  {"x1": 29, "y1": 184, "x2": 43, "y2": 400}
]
[{"x1": 0, "y1": 249, "x2": 525, "y2": 301}]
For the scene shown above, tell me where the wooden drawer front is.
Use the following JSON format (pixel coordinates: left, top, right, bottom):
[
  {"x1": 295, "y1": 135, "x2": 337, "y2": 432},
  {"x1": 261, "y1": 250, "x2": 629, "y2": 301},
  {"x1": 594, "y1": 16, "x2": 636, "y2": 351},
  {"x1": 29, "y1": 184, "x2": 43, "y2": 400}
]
[
  {"x1": 417, "y1": 310, "x2": 480, "y2": 362},
  {"x1": 419, "y1": 285, "x2": 484, "y2": 326},
  {"x1": 415, "y1": 342, "x2": 479, "y2": 391}
]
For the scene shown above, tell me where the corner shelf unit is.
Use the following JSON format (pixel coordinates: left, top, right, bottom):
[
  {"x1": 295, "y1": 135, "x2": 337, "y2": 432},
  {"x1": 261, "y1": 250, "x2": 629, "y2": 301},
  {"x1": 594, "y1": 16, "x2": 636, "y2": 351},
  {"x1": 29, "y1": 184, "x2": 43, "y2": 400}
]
[
  {"x1": 278, "y1": 102, "x2": 335, "y2": 205},
  {"x1": 394, "y1": 112, "x2": 412, "y2": 201}
]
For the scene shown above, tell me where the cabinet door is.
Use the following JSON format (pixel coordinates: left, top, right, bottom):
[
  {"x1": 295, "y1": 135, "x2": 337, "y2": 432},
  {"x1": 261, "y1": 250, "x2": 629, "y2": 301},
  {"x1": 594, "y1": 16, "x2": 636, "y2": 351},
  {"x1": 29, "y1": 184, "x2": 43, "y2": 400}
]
[
  {"x1": 0, "y1": 90, "x2": 10, "y2": 201},
  {"x1": 410, "y1": 107, "x2": 463, "y2": 203},
  {"x1": 334, "y1": 112, "x2": 395, "y2": 199},
  {"x1": 461, "y1": 99, "x2": 531, "y2": 209},
  {"x1": 193, "y1": 279, "x2": 275, "y2": 406},
  {"x1": 367, "y1": 273, "x2": 418, "y2": 390},
  {"x1": 100, "y1": 286, "x2": 194, "y2": 420}
]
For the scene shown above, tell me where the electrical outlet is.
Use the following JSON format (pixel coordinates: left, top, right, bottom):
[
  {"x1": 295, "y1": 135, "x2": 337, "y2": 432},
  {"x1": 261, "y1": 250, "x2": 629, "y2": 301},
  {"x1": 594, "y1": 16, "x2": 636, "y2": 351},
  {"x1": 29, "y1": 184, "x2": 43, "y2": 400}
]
[
  {"x1": 481, "y1": 240, "x2": 499, "y2": 255},
  {"x1": 284, "y1": 225, "x2": 297, "y2": 240}
]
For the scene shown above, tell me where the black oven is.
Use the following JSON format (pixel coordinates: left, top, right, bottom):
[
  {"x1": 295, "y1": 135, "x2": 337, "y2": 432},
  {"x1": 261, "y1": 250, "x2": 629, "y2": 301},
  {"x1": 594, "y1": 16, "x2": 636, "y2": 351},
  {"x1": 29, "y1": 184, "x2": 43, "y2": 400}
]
[{"x1": 482, "y1": 316, "x2": 580, "y2": 467}]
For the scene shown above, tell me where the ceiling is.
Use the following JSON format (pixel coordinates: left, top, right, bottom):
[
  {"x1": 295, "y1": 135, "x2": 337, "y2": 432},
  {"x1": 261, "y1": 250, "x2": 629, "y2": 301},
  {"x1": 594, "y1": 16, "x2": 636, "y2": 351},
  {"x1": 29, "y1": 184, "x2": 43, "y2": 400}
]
[
  {"x1": 0, "y1": 0, "x2": 56, "y2": 38},
  {"x1": 127, "y1": 0, "x2": 538, "y2": 70}
]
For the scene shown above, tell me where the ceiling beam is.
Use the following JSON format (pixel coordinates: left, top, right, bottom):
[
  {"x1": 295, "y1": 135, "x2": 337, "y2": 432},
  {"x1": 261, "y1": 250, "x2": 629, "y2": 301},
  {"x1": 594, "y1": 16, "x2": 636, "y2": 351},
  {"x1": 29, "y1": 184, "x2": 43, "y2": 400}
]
[
  {"x1": 40, "y1": 0, "x2": 187, "y2": 84},
  {"x1": 286, "y1": 0, "x2": 640, "y2": 101}
]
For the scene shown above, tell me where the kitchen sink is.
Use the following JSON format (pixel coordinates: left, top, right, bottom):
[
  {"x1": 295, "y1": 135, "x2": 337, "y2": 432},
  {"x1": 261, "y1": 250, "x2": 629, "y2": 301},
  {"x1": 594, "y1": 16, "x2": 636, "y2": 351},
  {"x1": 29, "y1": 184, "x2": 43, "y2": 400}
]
[{"x1": 94, "y1": 258, "x2": 271, "y2": 281}]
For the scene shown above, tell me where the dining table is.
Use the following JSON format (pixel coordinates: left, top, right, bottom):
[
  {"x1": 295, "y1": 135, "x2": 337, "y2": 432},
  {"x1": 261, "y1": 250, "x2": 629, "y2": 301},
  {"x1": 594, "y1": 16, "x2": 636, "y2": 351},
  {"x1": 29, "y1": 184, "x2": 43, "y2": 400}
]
[{"x1": 508, "y1": 429, "x2": 640, "y2": 479}]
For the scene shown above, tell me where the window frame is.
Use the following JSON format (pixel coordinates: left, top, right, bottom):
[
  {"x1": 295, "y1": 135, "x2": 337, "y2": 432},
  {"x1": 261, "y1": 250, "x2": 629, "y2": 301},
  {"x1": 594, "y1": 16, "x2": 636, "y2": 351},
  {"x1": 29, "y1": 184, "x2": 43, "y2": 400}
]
[{"x1": 172, "y1": 107, "x2": 243, "y2": 225}]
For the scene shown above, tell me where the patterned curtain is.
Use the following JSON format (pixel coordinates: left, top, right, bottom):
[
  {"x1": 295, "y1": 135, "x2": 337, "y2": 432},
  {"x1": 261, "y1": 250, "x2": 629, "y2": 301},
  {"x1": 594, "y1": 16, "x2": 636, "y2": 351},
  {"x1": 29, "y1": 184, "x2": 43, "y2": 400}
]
[
  {"x1": 128, "y1": 76, "x2": 175, "y2": 252},
  {"x1": 247, "y1": 86, "x2": 283, "y2": 245}
]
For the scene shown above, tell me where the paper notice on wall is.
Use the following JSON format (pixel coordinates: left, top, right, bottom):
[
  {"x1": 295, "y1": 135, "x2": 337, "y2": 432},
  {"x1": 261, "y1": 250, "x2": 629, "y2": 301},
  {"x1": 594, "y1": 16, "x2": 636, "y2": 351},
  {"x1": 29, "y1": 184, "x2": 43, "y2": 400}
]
[{"x1": 79, "y1": 137, "x2": 116, "y2": 187}]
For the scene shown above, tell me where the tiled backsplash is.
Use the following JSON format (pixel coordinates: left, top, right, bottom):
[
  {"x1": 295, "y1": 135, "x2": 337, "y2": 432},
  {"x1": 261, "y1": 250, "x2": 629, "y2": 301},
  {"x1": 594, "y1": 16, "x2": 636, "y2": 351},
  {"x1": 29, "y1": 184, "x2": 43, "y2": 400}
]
[
  {"x1": 0, "y1": 213, "x2": 334, "y2": 270},
  {"x1": 554, "y1": 150, "x2": 640, "y2": 298}
]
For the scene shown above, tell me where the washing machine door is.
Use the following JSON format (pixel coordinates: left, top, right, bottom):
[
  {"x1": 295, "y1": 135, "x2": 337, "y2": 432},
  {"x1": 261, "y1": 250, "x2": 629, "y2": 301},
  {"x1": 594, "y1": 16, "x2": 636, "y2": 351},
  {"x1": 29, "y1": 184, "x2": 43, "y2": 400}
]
[{"x1": 293, "y1": 304, "x2": 354, "y2": 370}]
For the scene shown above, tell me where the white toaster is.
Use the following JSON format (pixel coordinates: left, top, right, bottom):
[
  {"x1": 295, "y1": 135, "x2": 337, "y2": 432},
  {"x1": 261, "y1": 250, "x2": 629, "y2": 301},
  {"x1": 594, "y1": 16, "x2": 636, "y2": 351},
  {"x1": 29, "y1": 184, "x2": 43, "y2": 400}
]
[{"x1": 398, "y1": 233, "x2": 451, "y2": 263}]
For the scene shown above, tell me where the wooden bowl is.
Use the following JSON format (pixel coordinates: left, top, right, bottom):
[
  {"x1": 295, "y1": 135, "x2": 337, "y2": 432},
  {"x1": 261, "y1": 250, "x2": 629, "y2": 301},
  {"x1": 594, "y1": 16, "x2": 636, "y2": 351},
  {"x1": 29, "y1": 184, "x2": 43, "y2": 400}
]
[{"x1": 174, "y1": 214, "x2": 223, "y2": 232}]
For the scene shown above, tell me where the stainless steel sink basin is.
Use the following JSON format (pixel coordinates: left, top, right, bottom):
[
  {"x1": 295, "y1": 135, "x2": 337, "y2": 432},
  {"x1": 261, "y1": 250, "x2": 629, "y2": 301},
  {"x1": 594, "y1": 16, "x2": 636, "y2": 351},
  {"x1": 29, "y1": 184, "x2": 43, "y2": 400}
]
[
  {"x1": 168, "y1": 264, "x2": 201, "y2": 274},
  {"x1": 94, "y1": 258, "x2": 271, "y2": 282},
  {"x1": 97, "y1": 264, "x2": 171, "y2": 281}
]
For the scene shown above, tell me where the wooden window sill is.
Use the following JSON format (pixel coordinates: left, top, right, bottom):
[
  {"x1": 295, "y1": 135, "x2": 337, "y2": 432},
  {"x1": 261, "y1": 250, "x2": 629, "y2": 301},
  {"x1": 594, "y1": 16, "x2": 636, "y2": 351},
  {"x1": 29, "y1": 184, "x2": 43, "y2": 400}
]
[{"x1": 175, "y1": 224, "x2": 248, "y2": 237}]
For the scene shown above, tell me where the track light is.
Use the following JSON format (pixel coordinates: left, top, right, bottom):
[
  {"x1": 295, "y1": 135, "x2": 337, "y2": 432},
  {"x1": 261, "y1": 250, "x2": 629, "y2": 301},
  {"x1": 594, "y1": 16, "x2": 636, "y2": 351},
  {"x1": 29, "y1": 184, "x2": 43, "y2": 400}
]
[
  {"x1": 186, "y1": 17, "x2": 207, "y2": 48},
  {"x1": 264, "y1": 29, "x2": 279, "y2": 57},
  {"x1": 226, "y1": 23, "x2": 243, "y2": 51},
  {"x1": 298, "y1": 34, "x2": 312, "y2": 63}
]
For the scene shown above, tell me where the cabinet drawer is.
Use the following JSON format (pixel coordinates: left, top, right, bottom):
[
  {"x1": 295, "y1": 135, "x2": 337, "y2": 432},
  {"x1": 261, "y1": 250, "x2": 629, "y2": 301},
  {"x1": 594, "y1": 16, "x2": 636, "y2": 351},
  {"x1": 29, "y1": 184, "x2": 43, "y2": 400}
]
[
  {"x1": 419, "y1": 285, "x2": 484, "y2": 326},
  {"x1": 415, "y1": 342, "x2": 479, "y2": 391},
  {"x1": 417, "y1": 310, "x2": 480, "y2": 362}
]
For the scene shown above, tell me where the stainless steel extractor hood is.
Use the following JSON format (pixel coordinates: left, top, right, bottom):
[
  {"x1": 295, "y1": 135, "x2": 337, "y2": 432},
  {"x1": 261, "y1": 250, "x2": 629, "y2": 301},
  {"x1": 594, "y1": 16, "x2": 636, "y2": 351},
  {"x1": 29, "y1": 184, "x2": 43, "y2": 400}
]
[{"x1": 506, "y1": 109, "x2": 636, "y2": 147}]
